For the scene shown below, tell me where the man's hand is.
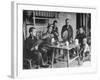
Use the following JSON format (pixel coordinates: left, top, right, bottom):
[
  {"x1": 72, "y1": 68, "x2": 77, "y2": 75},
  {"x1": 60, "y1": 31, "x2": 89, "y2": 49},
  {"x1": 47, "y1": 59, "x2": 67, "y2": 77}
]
[{"x1": 35, "y1": 45, "x2": 38, "y2": 50}]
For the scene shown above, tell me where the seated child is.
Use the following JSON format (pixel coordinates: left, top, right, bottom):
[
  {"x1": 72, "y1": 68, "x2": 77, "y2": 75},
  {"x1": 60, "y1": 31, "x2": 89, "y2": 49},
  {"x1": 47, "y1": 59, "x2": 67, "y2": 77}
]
[{"x1": 82, "y1": 38, "x2": 90, "y2": 61}]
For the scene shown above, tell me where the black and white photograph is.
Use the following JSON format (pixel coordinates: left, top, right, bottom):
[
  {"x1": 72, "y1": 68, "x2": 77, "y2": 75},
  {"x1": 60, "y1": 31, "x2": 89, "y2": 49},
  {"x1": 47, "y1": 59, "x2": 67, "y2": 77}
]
[
  {"x1": 23, "y1": 10, "x2": 91, "y2": 69},
  {"x1": 11, "y1": 2, "x2": 97, "y2": 78}
]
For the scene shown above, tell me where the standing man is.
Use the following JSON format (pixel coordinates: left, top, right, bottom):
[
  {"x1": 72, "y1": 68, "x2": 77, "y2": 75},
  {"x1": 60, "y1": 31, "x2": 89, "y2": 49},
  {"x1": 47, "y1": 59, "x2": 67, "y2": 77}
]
[
  {"x1": 61, "y1": 18, "x2": 73, "y2": 59},
  {"x1": 61, "y1": 18, "x2": 73, "y2": 43},
  {"x1": 52, "y1": 20, "x2": 59, "y2": 41},
  {"x1": 52, "y1": 20, "x2": 59, "y2": 63}
]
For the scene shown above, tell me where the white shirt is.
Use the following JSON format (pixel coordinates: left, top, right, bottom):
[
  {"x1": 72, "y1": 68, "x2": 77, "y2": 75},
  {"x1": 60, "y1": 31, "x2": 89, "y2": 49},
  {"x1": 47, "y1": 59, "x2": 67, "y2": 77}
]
[{"x1": 84, "y1": 43, "x2": 90, "y2": 53}]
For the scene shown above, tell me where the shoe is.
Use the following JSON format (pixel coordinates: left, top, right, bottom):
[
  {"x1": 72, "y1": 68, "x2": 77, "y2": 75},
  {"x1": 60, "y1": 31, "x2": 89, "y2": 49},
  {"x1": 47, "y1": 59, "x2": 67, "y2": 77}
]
[{"x1": 48, "y1": 61, "x2": 51, "y2": 64}]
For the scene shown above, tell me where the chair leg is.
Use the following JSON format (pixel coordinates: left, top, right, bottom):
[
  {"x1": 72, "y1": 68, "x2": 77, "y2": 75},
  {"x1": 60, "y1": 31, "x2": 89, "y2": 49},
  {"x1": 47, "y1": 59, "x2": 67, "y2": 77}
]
[{"x1": 26, "y1": 59, "x2": 32, "y2": 69}]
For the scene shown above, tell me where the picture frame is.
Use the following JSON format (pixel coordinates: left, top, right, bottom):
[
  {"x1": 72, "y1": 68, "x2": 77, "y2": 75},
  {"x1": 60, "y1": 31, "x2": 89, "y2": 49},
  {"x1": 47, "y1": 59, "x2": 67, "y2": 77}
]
[{"x1": 11, "y1": 1, "x2": 97, "y2": 78}]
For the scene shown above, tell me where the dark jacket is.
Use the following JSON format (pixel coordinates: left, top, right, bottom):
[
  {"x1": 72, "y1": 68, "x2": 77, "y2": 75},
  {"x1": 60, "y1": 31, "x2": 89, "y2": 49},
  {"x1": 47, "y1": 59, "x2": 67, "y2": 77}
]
[
  {"x1": 61, "y1": 25, "x2": 73, "y2": 42},
  {"x1": 52, "y1": 26, "x2": 59, "y2": 41},
  {"x1": 25, "y1": 35, "x2": 38, "y2": 59},
  {"x1": 76, "y1": 33, "x2": 86, "y2": 46}
]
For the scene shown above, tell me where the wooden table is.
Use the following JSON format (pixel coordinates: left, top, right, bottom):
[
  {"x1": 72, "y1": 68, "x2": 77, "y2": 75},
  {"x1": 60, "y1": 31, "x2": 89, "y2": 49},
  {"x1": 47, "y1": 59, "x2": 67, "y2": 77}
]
[{"x1": 49, "y1": 44, "x2": 80, "y2": 68}]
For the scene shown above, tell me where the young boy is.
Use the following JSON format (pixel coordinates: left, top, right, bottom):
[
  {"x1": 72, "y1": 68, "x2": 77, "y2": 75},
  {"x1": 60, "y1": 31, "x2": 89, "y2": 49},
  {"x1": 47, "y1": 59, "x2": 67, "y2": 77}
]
[{"x1": 82, "y1": 38, "x2": 90, "y2": 62}]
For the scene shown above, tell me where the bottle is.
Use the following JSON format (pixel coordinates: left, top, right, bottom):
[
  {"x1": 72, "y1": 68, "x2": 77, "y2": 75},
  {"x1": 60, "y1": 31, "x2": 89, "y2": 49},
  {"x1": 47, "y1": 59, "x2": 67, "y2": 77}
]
[
  {"x1": 75, "y1": 39, "x2": 79, "y2": 45},
  {"x1": 66, "y1": 41, "x2": 69, "y2": 46},
  {"x1": 51, "y1": 38, "x2": 55, "y2": 44}
]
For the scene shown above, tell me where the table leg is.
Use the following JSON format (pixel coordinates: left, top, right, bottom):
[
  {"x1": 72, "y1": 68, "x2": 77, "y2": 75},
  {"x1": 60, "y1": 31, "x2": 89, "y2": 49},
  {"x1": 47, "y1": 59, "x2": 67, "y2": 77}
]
[
  {"x1": 77, "y1": 50, "x2": 81, "y2": 65},
  {"x1": 66, "y1": 49, "x2": 69, "y2": 67},
  {"x1": 51, "y1": 48, "x2": 55, "y2": 68}
]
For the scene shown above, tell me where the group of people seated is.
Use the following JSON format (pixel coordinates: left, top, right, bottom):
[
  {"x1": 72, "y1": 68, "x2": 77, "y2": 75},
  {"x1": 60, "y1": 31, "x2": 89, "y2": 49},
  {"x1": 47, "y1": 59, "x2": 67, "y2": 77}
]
[{"x1": 23, "y1": 18, "x2": 91, "y2": 69}]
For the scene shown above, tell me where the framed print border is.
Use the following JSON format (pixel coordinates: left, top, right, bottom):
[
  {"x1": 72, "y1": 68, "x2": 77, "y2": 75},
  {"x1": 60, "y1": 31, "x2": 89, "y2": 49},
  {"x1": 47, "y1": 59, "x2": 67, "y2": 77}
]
[{"x1": 11, "y1": 1, "x2": 97, "y2": 78}]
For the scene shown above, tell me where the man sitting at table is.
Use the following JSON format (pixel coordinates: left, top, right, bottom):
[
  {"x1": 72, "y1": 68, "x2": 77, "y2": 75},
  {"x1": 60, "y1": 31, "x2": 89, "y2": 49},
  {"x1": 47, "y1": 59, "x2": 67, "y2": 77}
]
[
  {"x1": 39, "y1": 24, "x2": 54, "y2": 65},
  {"x1": 25, "y1": 27, "x2": 46, "y2": 68}
]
